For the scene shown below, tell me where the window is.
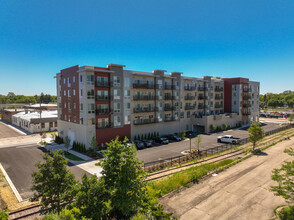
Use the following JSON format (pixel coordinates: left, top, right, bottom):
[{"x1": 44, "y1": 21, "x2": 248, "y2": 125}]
[
  {"x1": 114, "y1": 103, "x2": 121, "y2": 113},
  {"x1": 87, "y1": 90, "x2": 94, "y2": 99},
  {"x1": 125, "y1": 115, "x2": 130, "y2": 124},
  {"x1": 69, "y1": 116, "x2": 72, "y2": 122},
  {"x1": 68, "y1": 90, "x2": 71, "y2": 97},
  {"x1": 68, "y1": 103, "x2": 71, "y2": 112},
  {"x1": 97, "y1": 76, "x2": 108, "y2": 86},
  {"x1": 64, "y1": 90, "x2": 66, "y2": 96},
  {"x1": 73, "y1": 76, "x2": 75, "y2": 83},
  {"x1": 80, "y1": 89, "x2": 83, "y2": 96},
  {"x1": 180, "y1": 112, "x2": 184, "y2": 118},
  {"x1": 73, "y1": 103, "x2": 76, "y2": 109},
  {"x1": 124, "y1": 89, "x2": 130, "y2": 97},
  {"x1": 73, "y1": 89, "x2": 76, "y2": 96},
  {"x1": 54, "y1": 122, "x2": 58, "y2": 127},
  {"x1": 97, "y1": 118, "x2": 109, "y2": 128},
  {"x1": 88, "y1": 118, "x2": 95, "y2": 125},
  {"x1": 113, "y1": 76, "x2": 120, "y2": 86},
  {"x1": 73, "y1": 116, "x2": 76, "y2": 122},
  {"x1": 79, "y1": 75, "x2": 83, "y2": 82},
  {"x1": 87, "y1": 75, "x2": 94, "y2": 85},
  {"x1": 124, "y1": 77, "x2": 130, "y2": 87},
  {"x1": 80, "y1": 118, "x2": 83, "y2": 124},
  {"x1": 114, "y1": 116, "x2": 121, "y2": 126},
  {"x1": 41, "y1": 123, "x2": 45, "y2": 128},
  {"x1": 114, "y1": 89, "x2": 120, "y2": 100},
  {"x1": 187, "y1": 111, "x2": 191, "y2": 118},
  {"x1": 68, "y1": 78, "x2": 71, "y2": 87},
  {"x1": 97, "y1": 90, "x2": 109, "y2": 100},
  {"x1": 80, "y1": 103, "x2": 83, "y2": 110},
  {"x1": 49, "y1": 122, "x2": 53, "y2": 128},
  {"x1": 88, "y1": 104, "x2": 95, "y2": 114},
  {"x1": 64, "y1": 103, "x2": 67, "y2": 108},
  {"x1": 64, "y1": 78, "x2": 66, "y2": 84},
  {"x1": 124, "y1": 103, "x2": 130, "y2": 113}
]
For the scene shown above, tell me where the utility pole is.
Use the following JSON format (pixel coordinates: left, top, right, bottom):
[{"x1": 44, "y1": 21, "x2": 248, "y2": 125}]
[
  {"x1": 39, "y1": 94, "x2": 42, "y2": 142},
  {"x1": 189, "y1": 134, "x2": 192, "y2": 152}
]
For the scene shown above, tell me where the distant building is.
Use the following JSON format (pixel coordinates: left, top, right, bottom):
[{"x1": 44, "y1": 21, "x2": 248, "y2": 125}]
[
  {"x1": 1, "y1": 109, "x2": 24, "y2": 123},
  {"x1": 55, "y1": 64, "x2": 260, "y2": 148},
  {"x1": 12, "y1": 110, "x2": 58, "y2": 133}
]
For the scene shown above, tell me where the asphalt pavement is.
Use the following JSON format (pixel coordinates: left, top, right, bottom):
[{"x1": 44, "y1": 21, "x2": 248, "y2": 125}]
[
  {"x1": 137, "y1": 122, "x2": 283, "y2": 164},
  {"x1": 0, "y1": 121, "x2": 24, "y2": 139}
]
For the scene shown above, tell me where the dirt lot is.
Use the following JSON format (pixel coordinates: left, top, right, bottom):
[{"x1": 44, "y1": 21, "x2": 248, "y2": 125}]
[
  {"x1": 161, "y1": 132, "x2": 294, "y2": 220},
  {"x1": 0, "y1": 121, "x2": 24, "y2": 139}
]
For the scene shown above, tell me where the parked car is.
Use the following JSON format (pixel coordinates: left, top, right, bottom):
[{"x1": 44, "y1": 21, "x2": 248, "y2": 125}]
[
  {"x1": 135, "y1": 140, "x2": 145, "y2": 149},
  {"x1": 143, "y1": 139, "x2": 153, "y2": 147},
  {"x1": 165, "y1": 135, "x2": 182, "y2": 141},
  {"x1": 154, "y1": 137, "x2": 169, "y2": 144},
  {"x1": 217, "y1": 135, "x2": 240, "y2": 144},
  {"x1": 124, "y1": 141, "x2": 134, "y2": 147}
]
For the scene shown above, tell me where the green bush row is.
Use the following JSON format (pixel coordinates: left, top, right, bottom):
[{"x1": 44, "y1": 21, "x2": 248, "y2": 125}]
[
  {"x1": 54, "y1": 135, "x2": 64, "y2": 144},
  {"x1": 72, "y1": 141, "x2": 86, "y2": 153},
  {"x1": 133, "y1": 132, "x2": 159, "y2": 141}
]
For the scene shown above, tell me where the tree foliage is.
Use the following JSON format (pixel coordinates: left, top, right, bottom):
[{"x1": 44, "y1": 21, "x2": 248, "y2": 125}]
[
  {"x1": 98, "y1": 137, "x2": 147, "y2": 219},
  {"x1": 64, "y1": 136, "x2": 71, "y2": 153},
  {"x1": 0, "y1": 92, "x2": 56, "y2": 104},
  {"x1": 260, "y1": 90, "x2": 294, "y2": 108},
  {"x1": 73, "y1": 174, "x2": 109, "y2": 219},
  {"x1": 248, "y1": 122, "x2": 263, "y2": 151},
  {"x1": 30, "y1": 150, "x2": 77, "y2": 214},
  {"x1": 194, "y1": 135, "x2": 202, "y2": 152},
  {"x1": 0, "y1": 208, "x2": 9, "y2": 220},
  {"x1": 271, "y1": 147, "x2": 294, "y2": 204}
]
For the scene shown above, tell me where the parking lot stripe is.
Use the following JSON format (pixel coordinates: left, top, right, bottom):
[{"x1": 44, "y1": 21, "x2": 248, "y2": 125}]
[{"x1": 0, "y1": 162, "x2": 23, "y2": 202}]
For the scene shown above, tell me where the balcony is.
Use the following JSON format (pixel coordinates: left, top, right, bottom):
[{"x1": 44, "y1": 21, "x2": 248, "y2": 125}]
[
  {"x1": 242, "y1": 111, "x2": 251, "y2": 116},
  {"x1": 164, "y1": 84, "x2": 172, "y2": 90},
  {"x1": 133, "y1": 95, "x2": 155, "y2": 101},
  {"x1": 164, "y1": 96, "x2": 173, "y2": 100},
  {"x1": 164, "y1": 116, "x2": 178, "y2": 122},
  {"x1": 198, "y1": 87, "x2": 205, "y2": 91},
  {"x1": 96, "y1": 81, "x2": 110, "y2": 87},
  {"x1": 185, "y1": 105, "x2": 196, "y2": 110},
  {"x1": 133, "y1": 107, "x2": 156, "y2": 113},
  {"x1": 198, "y1": 104, "x2": 204, "y2": 109},
  {"x1": 97, "y1": 123, "x2": 113, "y2": 129},
  {"x1": 96, "y1": 96, "x2": 110, "y2": 101},
  {"x1": 242, "y1": 103, "x2": 251, "y2": 108},
  {"x1": 243, "y1": 87, "x2": 249, "y2": 92},
  {"x1": 215, "y1": 95, "x2": 223, "y2": 100},
  {"x1": 214, "y1": 104, "x2": 223, "y2": 109},
  {"x1": 215, "y1": 87, "x2": 224, "y2": 92},
  {"x1": 184, "y1": 86, "x2": 196, "y2": 91},
  {"x1": 133, "y1": 83, "x2": 155, "y2": 89},
  {"x1": 96, "y1": 109, "x2": 111, "y2": 115},
  {"x1": 164, "y1": 106, "x2": 175, "y2": 111},
  {"x1": 133, "y1": 118, "x2": 158, "y2": 125},
  {"x1": 198, "y1": 95, "x2": 205, "y2": 100},
  {"x1": 243, "y1": 95, "x2": 250, "y2": 100},
  {"x1": 184, "y1": 96, "x2": 195, "y2": 100},
  {"x1": 172, "y1": 96, "x2": 179, "y2": 100}
]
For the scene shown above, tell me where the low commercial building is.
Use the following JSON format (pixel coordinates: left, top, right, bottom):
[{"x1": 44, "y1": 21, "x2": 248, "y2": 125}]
[
  {"x1": 55, "y1": 64, "x2": 260, "y2": 148},
  {"x1": 12, "y1": 110, "x2": 58, "y2": 133},
  {"x1": 1, "y1": 109, "x2": 24, "y2": 123}
]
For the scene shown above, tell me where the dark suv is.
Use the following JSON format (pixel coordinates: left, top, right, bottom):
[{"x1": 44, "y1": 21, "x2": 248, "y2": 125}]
[
  {"x1": 154, "y1": 137, "x2": 169, "y2": 144},
  {"x1": 165, "y1": 135, "x2": 182, "y2": 142}
]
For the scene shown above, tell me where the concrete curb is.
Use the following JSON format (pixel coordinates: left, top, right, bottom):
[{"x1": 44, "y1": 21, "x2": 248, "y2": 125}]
[{"x1": 0, "y1": 162, "x2": 23, "y2": 202}]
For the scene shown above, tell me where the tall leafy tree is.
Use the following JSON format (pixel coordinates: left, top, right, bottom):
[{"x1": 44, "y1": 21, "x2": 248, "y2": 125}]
[
  {"x1": 64, "y1": 136, "x2": 71, "y2": 153},
  {"x1": 30, "y1": 150, "x2": 77, "y2": 214},
  {"x1": 99, "y1": 137, "x2": 147, "y2": 219},
  {"x1": 73, "y1": 174, "x2": 108, "y2": 219},
  {"x1": 194, "y1": 135, "x2": 202, "y2": 153},
  {"x1": 248, "y1": 122, "x2": 263, "y2": 151},
  {"x1": 271, "y1": 147, "x2": 294, "y2": 204}
]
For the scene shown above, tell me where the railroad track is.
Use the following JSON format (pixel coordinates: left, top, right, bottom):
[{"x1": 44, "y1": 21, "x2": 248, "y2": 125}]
[{"x1": 9, "y1": 204, "x2": 42, "y2": 220}]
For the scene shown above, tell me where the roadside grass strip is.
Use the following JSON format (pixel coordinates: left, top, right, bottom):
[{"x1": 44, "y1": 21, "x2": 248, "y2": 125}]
[
  {"x1": 64, "y1": 152, "x2": 84, "y2": 161},
  {"x1": 147, "y1": 159, "x2": 235, "y2": 198}
]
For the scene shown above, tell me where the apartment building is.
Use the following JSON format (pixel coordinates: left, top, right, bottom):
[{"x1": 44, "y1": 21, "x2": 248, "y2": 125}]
[{"x1": 55, "y1": 64, "x2": 260, "y2": 148}]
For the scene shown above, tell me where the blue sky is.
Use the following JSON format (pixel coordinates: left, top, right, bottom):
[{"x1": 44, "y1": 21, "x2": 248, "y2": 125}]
[{"x1": 0, "y1": 0, "x2": 293, "y2": 95}]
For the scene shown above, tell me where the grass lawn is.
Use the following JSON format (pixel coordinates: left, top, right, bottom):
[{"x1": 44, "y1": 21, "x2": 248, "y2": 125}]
[{"x1": 64, "y1": 152, "x2": 84, "y2": 161}]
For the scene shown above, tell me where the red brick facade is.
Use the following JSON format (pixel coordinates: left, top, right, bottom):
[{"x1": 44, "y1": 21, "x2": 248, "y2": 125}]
[{"x1": 96, "y1": 124, "x2": 131, "y2": 145}]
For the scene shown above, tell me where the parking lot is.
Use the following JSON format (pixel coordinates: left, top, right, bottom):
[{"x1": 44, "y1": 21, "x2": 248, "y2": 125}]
[
  {"x1": 0, "y1": 145, "x2": 90, "y2": 200},
  {"x1": 0, "y1": 121, "x2": 24, "y2": 139},
  {"x1": 137, "y1": 122, "x2": 283, "y2": 164}
]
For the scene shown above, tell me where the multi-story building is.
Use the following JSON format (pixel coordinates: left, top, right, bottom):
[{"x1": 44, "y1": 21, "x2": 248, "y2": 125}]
[{"x1": 55, "y1": 64, "x2": 260, "y2": 148}]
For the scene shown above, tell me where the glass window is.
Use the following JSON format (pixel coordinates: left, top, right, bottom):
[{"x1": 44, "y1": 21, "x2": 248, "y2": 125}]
[
  {"x1": 124, "y1": 89, "x2": 130, "y2": 97},
  {"x1": 125, "y1": 115, "x2": 130, "y2": 124},
  {"x1": 114, "y1": 116, "x2": 121, "y2": 126},
  {"x1": 114, "y1": 103, "x2": 121, "y2": 113},
  {"x1": 124, "y1": 77, "x2": 130, "y2": 87},
  {"x1": 114, "y1": 89, "x2": 120, "y2": 99},
  {"x1": 113, "y1": 76, "x2": 120, "y2": 86},
  {"x1": 79, "y1": 75, "x2": 83, "y2": 82},
  {"x1": 97, "y1": 118, "x2": 109, "y2": 128},
  {"x1": 80, "y1": 103, "x2": 83, "y2": 110},
  {"x1": 73, "y1": 76, "x2": 75, "y2": 83},
  {"x1": 88, "y1": 104, "x2": 95, "y2": 114},
  {"x1": 87, "y1": 90, "x2": 94, "y2": 99},
  {"x1": 87, "y1": 75, "x2": 94, "y2": 85}
]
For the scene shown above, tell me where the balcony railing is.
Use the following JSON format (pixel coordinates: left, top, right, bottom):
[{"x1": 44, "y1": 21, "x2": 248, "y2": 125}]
[
  {"x1": 164, "y1": 96, "x2": 173, "y2": 100},
  {"x1": 215, "y1": 87, "x2": 224, "y2": 92},
  {"x1": 133, "y1": 83, "x2": 155, "y2": 89},
  {"x1": 96, "y1": 96, "x2": 110, "y2": 101},
  {"x1": 185, "y1": 105, "x2": 196, "y2": 110},
  {"x1": 97, "y1": 123, "x2": 113, "y2": 129},
  {"x1": 198, "y1": 87, "x2": 205, "y2": 91},
  {"x1": 164, "y1": 116, "x2": 178, "y2": 122},
  {"x1": 172, "y1": 96, "x2": 179, "y2": 100},
  {"x1": 243, "y1": 95, "x2": 250, "y2": 100},
  {"x1": 198, "y1": 105, "x2": 204, "y2": 109},
  {"x1": 215, "y1": 95, "x2": 223, "y2": 100},
  {"x1": 184, "y1": 86, "x2": 196, "y2": 91},
  {"x1": 198, "y1": 95, "x2": 205, "y2": 100},
  {"x1": 133, "y1": 107, "x2": 156, "y2": 113},
  {"x1": 184, "y1": 96, "x2": 195, "y2": 100},
  {"x1": 242, "y1": 111, "x2": 251, "y2": 115},
  {"x1": 133, "y1": 118, "x2": 158, "y2": 125},
  {"x1": 164, "y1": 106, "x2": 175, "y2": 111},
  {"x1": 214, "y1": 104, "x2": 223, "y2": 108},
  {"x1": 164, "y1": 85, "x2": 172, "y2": 90},
  {"x1": 133, "y1": 95, "x2": 155, "y2": 101},
  {"x1": 242, "y1": 103, "x2": 251, "y2": 108},
  {"x1": 96, "y1": 109, "x2": 111, "y2": 115},
  {"x1": 96, "y1": 81, "x2": 110, "y2": 87},
  {"x1": 243, "y1": 88, "x2": 249, "y2": 92}
]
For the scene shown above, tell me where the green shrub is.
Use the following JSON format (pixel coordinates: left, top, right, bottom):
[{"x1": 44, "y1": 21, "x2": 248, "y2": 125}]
[
  {"x1": 156, "y1": 132, "x2": 159, "y2": 137},
  {"x1": 0, "y1": 208, "x2": 9, "y2": 220},
  {"x1": 210, "y1": 124, "x2": 217, "y2": 133},
  {"x1": 278, "y1": 206, "x2": 294, "y2": 220},
  {"x1": 144, "y1": 134, "x2": 147, "y2": 140}
]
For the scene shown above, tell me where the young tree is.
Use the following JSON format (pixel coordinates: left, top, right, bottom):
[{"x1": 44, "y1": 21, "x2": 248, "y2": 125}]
[
  {"x1": 99, "y1": 137, "x2": 147, "y2": 219},
  {"x1": 64, "y1": 136, "x2": 71, "y2": 153},
  {"x1": 181, "y1": 130, "x2": 186, "y2": 139},
  {"x1": 90, "y1": 136, "x2": 98, "y2": 150},
  {"x1": 248, "y1": 122, "x2": 263, "y2": 151},
  {"x1": 73, "y1": 174, "x2": 108, "y2": 219},
  {"x1": 30, "y1": 150, "x2": 77, "y2": 214},
  {"x1": 0, "y1": 208, "x2": 9, "y2": 220},
  {"x1": 288, "y1": 114, "x2": 294, "y2": 125},
  {"x1": 271, "y1": 147, "x2": 294, "y2": 204},
  {"x1": 194, "y1": 135, "x2": 202, "y2": 153}
]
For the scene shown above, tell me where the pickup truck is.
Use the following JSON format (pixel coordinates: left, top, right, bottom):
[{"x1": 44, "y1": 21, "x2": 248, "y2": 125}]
[{"x1": 217, "y1": 135, "x2": 240, "y2": 144}]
